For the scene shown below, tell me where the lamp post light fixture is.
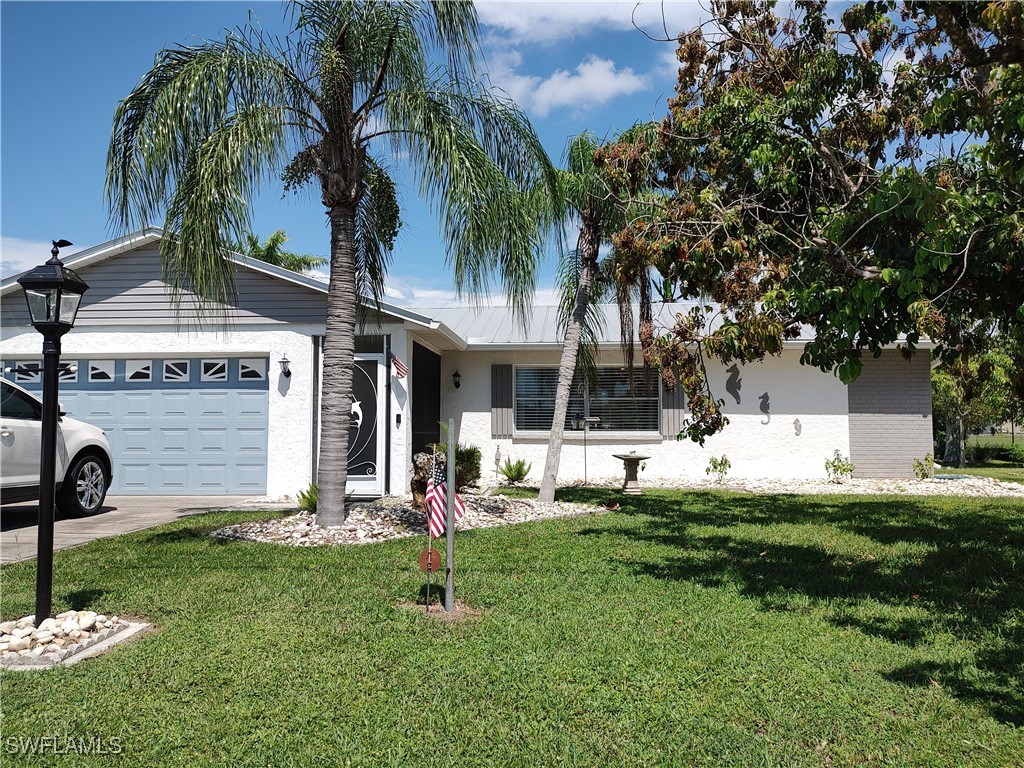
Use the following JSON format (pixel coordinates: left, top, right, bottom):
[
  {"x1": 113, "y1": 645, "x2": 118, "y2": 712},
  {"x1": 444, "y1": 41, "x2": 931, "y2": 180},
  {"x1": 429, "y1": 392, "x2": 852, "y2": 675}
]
[
  {"x1": 279, "y1": 355, "x2": 292, "y2": 378},
  {"x1": 452, "y1": 370, "x2": 461, "y2": 389},
  {"x1": 17, "y1": 240, "x2": 88, "y2": 624}
]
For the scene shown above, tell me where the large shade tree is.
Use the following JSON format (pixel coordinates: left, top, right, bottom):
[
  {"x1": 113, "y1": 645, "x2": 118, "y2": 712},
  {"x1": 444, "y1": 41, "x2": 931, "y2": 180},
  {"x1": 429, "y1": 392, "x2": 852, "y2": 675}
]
[
  {"x1": 107, "y1": 1, "x2": 558, "y2": 524},
  {"x1": 598, "y1": 0, "x2": 1023, "y2": 443}
]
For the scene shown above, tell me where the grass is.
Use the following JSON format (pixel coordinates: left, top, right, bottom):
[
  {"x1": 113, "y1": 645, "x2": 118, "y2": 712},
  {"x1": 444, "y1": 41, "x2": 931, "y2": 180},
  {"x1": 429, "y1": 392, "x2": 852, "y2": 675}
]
[
  {"x1": 968, "y1": 432, "x2": 1019, "y2": 449},
  {"x1": 2, "y1": 489, "x2": 1023, "y2": 767},
  {"x1": 953, "y1": 464, "x2": 1024, "y2": 484}
]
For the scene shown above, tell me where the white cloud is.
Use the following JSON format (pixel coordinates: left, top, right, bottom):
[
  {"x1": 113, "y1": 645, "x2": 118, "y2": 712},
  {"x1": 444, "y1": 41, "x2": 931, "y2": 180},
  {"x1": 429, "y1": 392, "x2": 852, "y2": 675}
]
[
  {"x1": 1, "y1": 238, "x2": 83, "y2": 279},
  {"x1": 477, "y1": 1, "x2": 706, "y2": 45},
  {"x1": 488, "y1": 52, "x2": 649, "y2": 117}
]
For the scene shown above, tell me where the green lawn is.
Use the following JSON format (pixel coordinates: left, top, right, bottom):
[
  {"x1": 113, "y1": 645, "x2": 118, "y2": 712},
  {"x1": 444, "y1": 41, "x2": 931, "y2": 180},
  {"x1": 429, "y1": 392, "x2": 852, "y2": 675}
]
[
  {"x1": 968, "y1": 432, "x2": 1020, "y2": 449},
  {"x1": 953, "y1": 464, "x2": 1024, "y2": 484},
  {"x1": 2, "y1": 489, "x2": 1023, "y2": 767}
]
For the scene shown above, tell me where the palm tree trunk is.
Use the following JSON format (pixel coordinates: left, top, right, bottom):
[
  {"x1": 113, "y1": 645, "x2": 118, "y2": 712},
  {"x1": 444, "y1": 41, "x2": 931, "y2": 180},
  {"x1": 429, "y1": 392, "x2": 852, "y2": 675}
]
[
  {"x1": 538, "y1": 217, "x2": 600, "y2": 503},
  {"x1": 317, "y1": 203, "x2": 359, "y2": 525}
]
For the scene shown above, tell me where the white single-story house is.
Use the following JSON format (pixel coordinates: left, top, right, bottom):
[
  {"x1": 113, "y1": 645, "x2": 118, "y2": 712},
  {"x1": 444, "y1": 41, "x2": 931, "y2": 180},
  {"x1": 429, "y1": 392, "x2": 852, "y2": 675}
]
[{"x1": 0, "y1": 229, "x2": 933, "y2": 498}]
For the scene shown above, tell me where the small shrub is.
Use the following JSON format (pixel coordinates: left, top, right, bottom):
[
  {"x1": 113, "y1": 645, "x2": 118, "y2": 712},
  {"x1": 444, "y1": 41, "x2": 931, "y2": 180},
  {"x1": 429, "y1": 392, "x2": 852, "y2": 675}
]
[
  {"x1": 297, "y1": 483, "x2": 317, "y2": 514},
  {"x1": 428, "y1": 442, "x2": 482, "y2": 491},
  {"x1": 705, "y1": 454, "x2": 731, "y2": 484},
  {"x1": 1008, "y1": 442, "x2": 1024, "y2": 466},
  {"x1": 825, "y1": 450, "x2": 855, "y2": 484},
  {"x1": 967, "y1": 443, "x2": 1000, "y2": 463},
  {"x1": 498, "y1": 458, "x2": 532, "y2": 484},
  {"x1": 912, "y1": 453, "x2": 935, "y2": 480}
]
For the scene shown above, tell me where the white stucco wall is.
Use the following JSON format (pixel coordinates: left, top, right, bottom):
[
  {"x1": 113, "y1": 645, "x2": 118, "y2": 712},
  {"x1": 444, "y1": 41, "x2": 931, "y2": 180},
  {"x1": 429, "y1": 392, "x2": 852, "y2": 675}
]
[
  {"x1": 441, "y1": 348, "x2": 851, "y2": 485},
  {"x1": 384, "y1": 323, "x2": 412, "y2": 498},
  {"x1": 1, "y1": 325, "x2": 320, "y2": 498}
]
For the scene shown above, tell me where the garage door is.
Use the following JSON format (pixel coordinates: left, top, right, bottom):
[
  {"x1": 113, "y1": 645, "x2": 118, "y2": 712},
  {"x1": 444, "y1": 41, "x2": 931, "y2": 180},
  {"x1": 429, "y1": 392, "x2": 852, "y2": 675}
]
[{"x1": 4, "y1": 356, "x2": 269, "y2": 495}]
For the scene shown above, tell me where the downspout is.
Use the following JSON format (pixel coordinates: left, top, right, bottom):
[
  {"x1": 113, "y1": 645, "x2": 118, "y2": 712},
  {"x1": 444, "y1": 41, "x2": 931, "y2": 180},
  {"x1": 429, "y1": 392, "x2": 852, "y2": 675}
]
[
  {"x1": 384, "y1": 333, "x2": 392, "y2": 495},
  {"x1": 311, "y1": 334, "x2": 322, "y2": 482}
]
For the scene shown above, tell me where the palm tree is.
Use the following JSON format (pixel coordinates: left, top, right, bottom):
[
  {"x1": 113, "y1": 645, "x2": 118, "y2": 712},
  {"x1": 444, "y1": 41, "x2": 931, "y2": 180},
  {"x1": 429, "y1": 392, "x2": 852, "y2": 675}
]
[
  {"x1": 537, "y1": 133, "x2": 622, "y2": 504},
  {"x1": 107, "y1": 1, "x2": 559, "y2": 525},
  {"x1": 236, "y1": 229, "x2": 327, "y2": 273}
]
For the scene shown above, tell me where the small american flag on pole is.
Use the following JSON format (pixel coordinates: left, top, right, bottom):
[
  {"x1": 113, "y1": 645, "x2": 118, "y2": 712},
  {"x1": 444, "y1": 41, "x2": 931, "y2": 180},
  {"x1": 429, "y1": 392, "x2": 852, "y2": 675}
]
[
  {"x1": 425, "y1": 455, "x2": 464, "y2": 539},
  {"x1": 390, "y1": 353, "x2": 408, "y2": 378}
]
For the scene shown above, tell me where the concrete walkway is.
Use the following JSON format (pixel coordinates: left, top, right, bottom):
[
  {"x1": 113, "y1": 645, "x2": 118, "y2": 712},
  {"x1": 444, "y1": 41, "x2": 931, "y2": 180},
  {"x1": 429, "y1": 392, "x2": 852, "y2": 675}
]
[{"x1": 1, "y1": 496, "x2": 295, "y2": 564}]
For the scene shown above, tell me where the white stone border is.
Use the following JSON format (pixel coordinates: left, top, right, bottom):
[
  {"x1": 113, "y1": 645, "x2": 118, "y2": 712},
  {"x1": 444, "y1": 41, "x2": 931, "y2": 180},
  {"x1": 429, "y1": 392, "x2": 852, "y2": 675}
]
[{"x1": 0, "y1": 622, "x2": 150, "y2": 671}]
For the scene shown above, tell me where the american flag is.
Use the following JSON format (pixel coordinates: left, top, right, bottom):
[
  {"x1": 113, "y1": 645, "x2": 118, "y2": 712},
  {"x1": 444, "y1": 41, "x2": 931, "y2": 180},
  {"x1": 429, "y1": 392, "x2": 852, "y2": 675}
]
[
  {"x1": 425, "y1": 455, "x2": 464, "y2": 539},
  {"x1": 390, "y1": 353, "x2": 408, "y2": 378}
]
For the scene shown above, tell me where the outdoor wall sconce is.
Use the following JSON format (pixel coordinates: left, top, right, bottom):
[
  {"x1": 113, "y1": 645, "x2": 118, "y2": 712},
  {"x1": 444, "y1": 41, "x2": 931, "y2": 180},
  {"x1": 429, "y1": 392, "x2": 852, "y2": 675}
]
[
  {"x1": 279, "y1": 355, "x2": 291, "y2": 378},
  {"x1": 452, "y1": 370, "x2": 461, "y2": 389}
]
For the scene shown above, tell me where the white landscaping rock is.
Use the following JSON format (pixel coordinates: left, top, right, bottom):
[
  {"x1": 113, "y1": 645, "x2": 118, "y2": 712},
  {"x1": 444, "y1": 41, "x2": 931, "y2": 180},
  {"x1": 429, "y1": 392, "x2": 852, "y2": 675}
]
[
  {"x1": 212, "y1": 475, "x2": 1024, "y2": 550},
  {"x1": 0, "y1": 612, "x2": 131, "y2": 668}
]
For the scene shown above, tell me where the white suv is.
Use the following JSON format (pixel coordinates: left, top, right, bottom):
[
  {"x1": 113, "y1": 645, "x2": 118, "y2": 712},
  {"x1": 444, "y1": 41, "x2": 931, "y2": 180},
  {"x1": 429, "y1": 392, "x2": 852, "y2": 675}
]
[{"x1": 1, "y1": 378, "x2": 113, "y2": 517}]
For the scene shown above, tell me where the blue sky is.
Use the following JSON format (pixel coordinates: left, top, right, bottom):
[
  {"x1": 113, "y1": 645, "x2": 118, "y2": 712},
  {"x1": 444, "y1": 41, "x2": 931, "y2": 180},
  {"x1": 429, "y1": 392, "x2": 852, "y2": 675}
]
[{"x1": 1, "y1": 1, "x2": 706, "y2": 305}]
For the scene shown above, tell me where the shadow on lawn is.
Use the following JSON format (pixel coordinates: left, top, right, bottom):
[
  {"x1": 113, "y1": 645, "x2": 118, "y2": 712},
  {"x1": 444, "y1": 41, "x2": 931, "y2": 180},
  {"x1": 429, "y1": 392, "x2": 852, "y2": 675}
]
[{"x1": 561, "y1": 487, "x2": 1024, "y2": 725}]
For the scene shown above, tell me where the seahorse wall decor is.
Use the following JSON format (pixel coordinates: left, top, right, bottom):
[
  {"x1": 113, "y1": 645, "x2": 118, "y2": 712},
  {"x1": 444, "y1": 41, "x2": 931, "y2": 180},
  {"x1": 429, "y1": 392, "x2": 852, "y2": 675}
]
[
  {"x1": 759, "y1": 392, "x2": 770, "y2": 425},
  {"x1": 794, "y1": 418, "x2": 801, "y2": 436},
  {"x1": 725, "y1": 364, "x2": 742, "y2": 405}
]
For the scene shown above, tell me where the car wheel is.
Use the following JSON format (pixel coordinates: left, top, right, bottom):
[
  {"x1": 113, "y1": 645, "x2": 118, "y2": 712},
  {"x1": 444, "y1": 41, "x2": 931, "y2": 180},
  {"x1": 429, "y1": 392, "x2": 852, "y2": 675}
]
[{"x1": 58, "y1": 454, "x2": 109, "y2": 517}]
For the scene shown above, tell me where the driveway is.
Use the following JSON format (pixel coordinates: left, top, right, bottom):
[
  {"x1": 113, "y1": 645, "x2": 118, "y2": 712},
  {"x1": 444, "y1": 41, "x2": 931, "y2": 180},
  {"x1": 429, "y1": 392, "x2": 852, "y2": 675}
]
[{"x1": 1, "y1": 496, "x2": 295, "y2": 564}]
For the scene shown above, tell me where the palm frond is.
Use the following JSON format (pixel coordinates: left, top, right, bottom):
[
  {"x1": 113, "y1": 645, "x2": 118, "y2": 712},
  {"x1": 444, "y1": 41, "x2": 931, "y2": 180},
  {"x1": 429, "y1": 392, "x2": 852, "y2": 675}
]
[
  {"x1": 382, "y1": 79, "x2": 560, "y2": 321},
  {"x1": 555, "y1": 248, "x2": 606, "y2": 386},
  {"x1": 355, "y1": 157, "x2": 400, "y2": 330},
  {"x1": 107, "y1": 34, "x2": 316, "y2": 308}
]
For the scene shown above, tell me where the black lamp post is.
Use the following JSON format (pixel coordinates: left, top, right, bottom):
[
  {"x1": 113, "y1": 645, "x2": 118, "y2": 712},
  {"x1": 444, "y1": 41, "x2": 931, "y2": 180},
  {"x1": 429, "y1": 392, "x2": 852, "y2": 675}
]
[{"x1": 17, "y1": 240, "x2": 88, "y2": 624}]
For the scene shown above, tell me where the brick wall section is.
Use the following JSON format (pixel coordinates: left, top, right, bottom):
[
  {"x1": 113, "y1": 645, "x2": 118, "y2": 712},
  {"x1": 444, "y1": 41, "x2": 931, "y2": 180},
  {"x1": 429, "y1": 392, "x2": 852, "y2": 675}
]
[{"x1": 847, "y1": 350, "x2": 933, "y2": 478}]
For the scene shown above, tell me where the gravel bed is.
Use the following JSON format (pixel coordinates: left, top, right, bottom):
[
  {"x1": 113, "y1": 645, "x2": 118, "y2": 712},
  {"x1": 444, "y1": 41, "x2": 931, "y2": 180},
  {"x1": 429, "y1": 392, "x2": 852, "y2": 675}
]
[
  {"x1": 214, "y1": 474, "x2": 1023, "y2": 548},
  {"x1": 626, "y1": 474, "x2": 1024, "y2": 497},
  {"x1": 213, "y1": 492, "x2": 596, "y2": 547}
]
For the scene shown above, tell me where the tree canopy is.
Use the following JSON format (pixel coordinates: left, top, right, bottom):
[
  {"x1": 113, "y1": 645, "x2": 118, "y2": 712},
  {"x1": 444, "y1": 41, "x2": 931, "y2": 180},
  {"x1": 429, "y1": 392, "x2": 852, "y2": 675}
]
[
  {"x1": 235, "y1": 230, "x2": 328, "y2": 273},
  {"x1": 598, "y1": 0, "x2": 1023, "y2": 443},
  {"x1": 107, "y1": 0, "x2": 559, "y2": 522}
]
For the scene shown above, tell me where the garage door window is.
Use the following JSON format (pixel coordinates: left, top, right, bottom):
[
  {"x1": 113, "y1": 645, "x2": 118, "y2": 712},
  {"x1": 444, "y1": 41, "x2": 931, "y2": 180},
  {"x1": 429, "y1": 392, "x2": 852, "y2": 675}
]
[
  {"x1": 201, "y1": 360, "x2": 228, "y2": 381},
  {"x1": 13, "y1": 362, "x2": 40, "y2": 383},
  {"x1": 89, "y1": 361, "x2": 115, "y2": 382},
  {"x1": 163, "y1": 360, "x2": 190, "y2": 382},
  {"x1": 127, "y1": 361, "x2": 152, "y2": 381},
  {"x1": 239, "y1": 359, "x2": 267, "y2": 381}
]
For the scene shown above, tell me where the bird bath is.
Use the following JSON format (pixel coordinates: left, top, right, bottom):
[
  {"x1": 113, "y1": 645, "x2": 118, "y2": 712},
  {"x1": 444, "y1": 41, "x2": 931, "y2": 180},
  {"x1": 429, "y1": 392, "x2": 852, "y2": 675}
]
[{"x1": 612, "y1": 453, "x2": 651, "y2": 495}]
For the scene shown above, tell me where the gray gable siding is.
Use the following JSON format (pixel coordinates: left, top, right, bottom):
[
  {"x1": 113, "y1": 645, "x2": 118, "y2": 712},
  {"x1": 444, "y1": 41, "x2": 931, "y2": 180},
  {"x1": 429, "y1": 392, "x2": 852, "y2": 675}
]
[{"x1": 2, "y1": 244, "x2": 327, "y2": 329}]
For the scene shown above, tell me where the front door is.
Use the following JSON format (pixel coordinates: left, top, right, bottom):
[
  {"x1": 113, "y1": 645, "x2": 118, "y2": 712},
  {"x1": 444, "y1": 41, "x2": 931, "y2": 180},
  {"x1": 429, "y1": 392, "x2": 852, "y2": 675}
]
[{"x1": 345, "y1": 357, "x2": 386, "y2": 497}]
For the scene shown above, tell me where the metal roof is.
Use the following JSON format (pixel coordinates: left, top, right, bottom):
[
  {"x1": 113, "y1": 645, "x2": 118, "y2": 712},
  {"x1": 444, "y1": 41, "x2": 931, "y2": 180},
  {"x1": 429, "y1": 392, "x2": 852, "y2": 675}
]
[{"x1": 403, "y1": 302, "x2": 818, "y2": 347}]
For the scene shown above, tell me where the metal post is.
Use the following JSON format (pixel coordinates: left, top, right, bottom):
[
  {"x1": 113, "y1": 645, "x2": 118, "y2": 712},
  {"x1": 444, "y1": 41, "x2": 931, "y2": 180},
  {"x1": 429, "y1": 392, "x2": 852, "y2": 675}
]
[
  {"x1": 583, "y1": 420, "x2": 588, "y2": 485},
  {"x1": 444, "y1": 418, "x2": 455, "y2": 613},
  {"x1": 34, "y1": 333, "x2": 61, "y2": 624}
]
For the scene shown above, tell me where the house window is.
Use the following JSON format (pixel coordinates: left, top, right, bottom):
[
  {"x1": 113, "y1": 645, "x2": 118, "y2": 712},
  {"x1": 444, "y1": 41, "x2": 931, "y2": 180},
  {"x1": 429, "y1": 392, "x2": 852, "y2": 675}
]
[
  {"x1": 201, "y1": 359, "x2": 228, "y2": 381},
  {"x1": 163, "y1": 360, "x2": 190, "y2": 382},
  {"x1": 238, "y1": 358, "x2": 267, "y2": 381},
  {"x1": 89, "y1": 360, "x2": 115, "y2": 382},
  {"x1": 513, "y1": 367, "x2": 659, "y2": 432},
  {"x1": 126, "y1": 361, "x2": 152, "y2": 381}
]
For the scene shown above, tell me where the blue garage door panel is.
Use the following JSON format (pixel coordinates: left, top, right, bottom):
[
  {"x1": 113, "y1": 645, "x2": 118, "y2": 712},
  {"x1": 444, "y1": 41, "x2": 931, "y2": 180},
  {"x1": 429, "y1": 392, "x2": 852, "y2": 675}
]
[
  {"x1": 71, "y1": 389, "x2": 269, "y2": 494},
  {"x1": 5, "y1": 356, "x2": 270, "y2": 495}
]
